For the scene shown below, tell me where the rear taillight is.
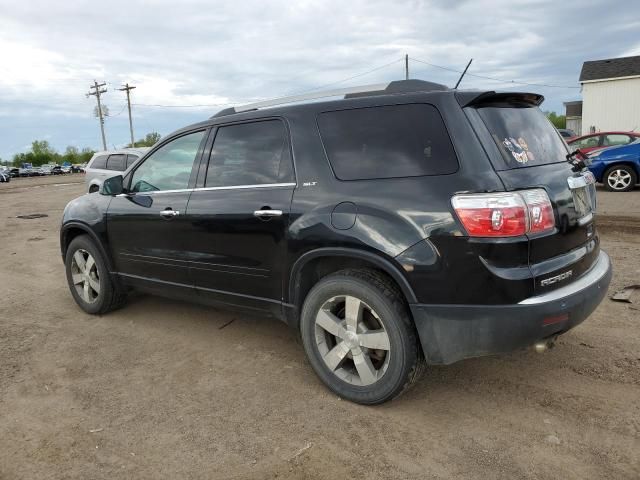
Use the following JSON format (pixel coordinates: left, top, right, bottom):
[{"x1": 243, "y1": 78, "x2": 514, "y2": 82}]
[{"x1": 452, "y1": 189, "x2": 554, "y2": 237}]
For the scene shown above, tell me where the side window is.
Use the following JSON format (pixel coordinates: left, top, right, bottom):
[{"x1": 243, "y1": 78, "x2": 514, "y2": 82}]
[
  {"x1": 317, "y1": 104, "x2": 458, "y2": 180},
  {"x1": 126, "y1": 154, "x2": 139, "y2": 169},
  {"x1": 603, "y1": 134, "x2": 631, "y2": 146},
  {"x1": 573, "y1": 135, "x2": 600, "y2": 148},
  {"x1": 205, "y1": 120, "x2": 293, "y2": 187},
  {"x1": 90, "y1": 155, "x2": 108, "y2": 169},
  {"x1": 131, "y1": 130, "x2": 205, "y2": 192},
  {"x1": 106, "y1": 154, "x2": 126, "y2": 171}
]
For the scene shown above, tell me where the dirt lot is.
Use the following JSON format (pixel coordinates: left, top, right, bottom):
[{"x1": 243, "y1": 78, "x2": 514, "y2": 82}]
[{"x1": 1, "y1": 176, "x2": 639, "y2": 479}]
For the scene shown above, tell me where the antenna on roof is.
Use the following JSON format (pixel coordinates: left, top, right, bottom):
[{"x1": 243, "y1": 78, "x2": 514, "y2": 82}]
[{"x1": 454, "y1": 58, "x2": 473, "y2": 89}]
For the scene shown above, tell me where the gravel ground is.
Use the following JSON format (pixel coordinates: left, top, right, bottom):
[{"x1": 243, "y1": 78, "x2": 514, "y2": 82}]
[{"x1": 1, "y1": 176, "x2": 639, "y2": 479}]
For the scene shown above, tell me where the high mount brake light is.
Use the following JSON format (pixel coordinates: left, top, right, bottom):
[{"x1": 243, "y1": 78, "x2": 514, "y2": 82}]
[{"x1": 451, "y1": 189, "x2": 555, "y2": 237}]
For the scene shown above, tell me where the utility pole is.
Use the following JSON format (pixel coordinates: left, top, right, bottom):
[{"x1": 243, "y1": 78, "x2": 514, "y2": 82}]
[
  {"x1": 118, "y1": 83, "x2": 136, "y2": 147},
  {"x1": 405, "y1": 54, "x2": 409, "y2": 80},
  {"x1": 87, "y1": 81, "x2": 107, "y2": 150}
]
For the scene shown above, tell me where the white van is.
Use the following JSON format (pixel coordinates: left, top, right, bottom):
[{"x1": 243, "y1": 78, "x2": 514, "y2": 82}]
[{"x1": 85, "y1": 148, "x2": 150, "y2": 192}]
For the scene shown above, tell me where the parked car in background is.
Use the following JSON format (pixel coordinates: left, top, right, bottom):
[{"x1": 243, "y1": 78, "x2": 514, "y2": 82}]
[
  {"x1": 85, "y1": 148, "x2": 150, "y2": 192},
  {"x1": 568, "y1": 131, "x2": 640, "y2": 154},
  {"x1": 71, "y1": 164, "x2": 85, "y2": 173},
  {"x1": 61, "y1": 80, "x2": 611, "y2": 404},
  {"x1": 9, "y1": 168, "x2": 19, "y2": 178},
  {"x1": 588, "y1": 139, "x2": 640, "y2": 192},
  {"x1": 51, "y1": 165, "x2": 65, "y2": 175},
  {"x1": 557, "y1": 128, "x2": 576, "y2": 139},
  {"x1": 0, "y1": 168, "x2": 11, "y2": 182}
]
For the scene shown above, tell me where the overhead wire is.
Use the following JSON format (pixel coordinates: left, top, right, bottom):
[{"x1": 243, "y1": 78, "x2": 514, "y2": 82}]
[{"x1": 409, "y1": 56, "x2": 580, "y2": 89}]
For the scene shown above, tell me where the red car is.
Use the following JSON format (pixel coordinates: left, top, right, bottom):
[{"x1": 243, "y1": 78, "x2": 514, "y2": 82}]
[{"x1": 568, "y1": 131, "x2": 640, "y2": 154}]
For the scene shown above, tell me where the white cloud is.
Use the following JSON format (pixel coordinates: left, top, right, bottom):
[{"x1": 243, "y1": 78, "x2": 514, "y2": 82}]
[{"x1": 0, "y1": 0, "x2": 635, "y2": 157}]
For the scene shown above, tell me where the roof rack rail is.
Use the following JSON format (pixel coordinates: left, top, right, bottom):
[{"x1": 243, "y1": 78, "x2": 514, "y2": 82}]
[{"x1": 211, "y1": 79, "x2": 449, "y2": 118}]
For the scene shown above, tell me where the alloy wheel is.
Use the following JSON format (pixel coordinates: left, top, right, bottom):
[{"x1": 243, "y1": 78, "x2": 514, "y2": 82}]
[
  {"x1": 70, "y1": 249, "x2": 101, "y2": 303},
  {"x1": 607, "y1": 169, "x2": 632, "y2": 191},
  {"x1": 314, "y1": 295, "x2": 391, "y2": 386}
]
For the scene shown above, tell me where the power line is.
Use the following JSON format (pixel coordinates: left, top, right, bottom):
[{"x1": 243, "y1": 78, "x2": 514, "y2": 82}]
[
  {"x1": 409, "y1": 56, "x2": 580, "y2": 89},
  {"x1": 287, "y1": 57, "x2": 405, "y2": 96},
  {"x1": 86, "y1": 81, "x2": 107, "y2": 150}
]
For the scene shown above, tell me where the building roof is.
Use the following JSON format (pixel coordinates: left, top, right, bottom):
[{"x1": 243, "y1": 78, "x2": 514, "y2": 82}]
[{"x1": 579, "y1": 55, "x2": 640, "y2": 82}]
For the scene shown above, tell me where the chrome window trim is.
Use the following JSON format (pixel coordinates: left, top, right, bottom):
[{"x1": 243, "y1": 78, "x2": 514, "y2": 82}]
[{"x1": 120, "y1": 182, "x2": 296, "y2": 196}]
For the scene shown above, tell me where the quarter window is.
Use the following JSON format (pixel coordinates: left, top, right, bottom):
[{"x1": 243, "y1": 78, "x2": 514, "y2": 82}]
[
  {"x1": 205, "y1": 120, "x2": 293, "y2": 187},
  {"x1": 126, "y1": 154, "x2": 139, "y2": 169},
  {"x1": 106, "y1": 154, "x2": 126, "y2": 171},
  {"x1": 317, "y1": 104, "x2": 458, "y2": 180},
  {"x1": 131, "y1": 131, "x2": 205, "y2": 192}
]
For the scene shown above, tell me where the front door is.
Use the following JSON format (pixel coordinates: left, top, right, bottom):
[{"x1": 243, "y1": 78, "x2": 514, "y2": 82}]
[
  {"x1": 184, "y1": 119, "x2": 295, "y2": 311},
  {"x1": 107, "y1": 129, "x2": 208, "y2": 294}
]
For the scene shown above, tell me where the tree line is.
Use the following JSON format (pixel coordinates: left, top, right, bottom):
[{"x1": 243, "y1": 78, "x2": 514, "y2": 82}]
[{"x1": 2, "y1": 132, "x2": 162, "y2": 167}]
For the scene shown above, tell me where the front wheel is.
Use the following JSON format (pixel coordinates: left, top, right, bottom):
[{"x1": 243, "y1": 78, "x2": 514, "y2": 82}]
[
  {"x1": 300, "y1": 269, "x2": 423, "y2": 405},
  {"x1": 65, "y1": 235, "x2": 126, "y2": 314},
  {"x1": 604, "y1": 165, "x2": 637, "y2": 192}
]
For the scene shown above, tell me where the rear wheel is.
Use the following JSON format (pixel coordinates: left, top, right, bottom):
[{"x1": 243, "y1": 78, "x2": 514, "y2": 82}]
[
  {"x1": 604, "y1": 165, "x2": 637, "y2": 192},
  {"x1": 300, "y1": 269, "x2": 423, "y2": 405},
  {"x1": 65, "y1": 235, "x2": 126, "y2": 314}
]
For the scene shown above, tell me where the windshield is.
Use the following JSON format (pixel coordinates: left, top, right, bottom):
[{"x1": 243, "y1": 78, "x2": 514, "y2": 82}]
[{"x1": 477, "y1": 105, "x2": 569, "y2": 169}]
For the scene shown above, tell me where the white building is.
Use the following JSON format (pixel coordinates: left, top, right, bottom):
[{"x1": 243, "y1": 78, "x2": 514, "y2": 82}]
[{"x1": 578, "y1": 55, "x2": 640, "y2": 135}]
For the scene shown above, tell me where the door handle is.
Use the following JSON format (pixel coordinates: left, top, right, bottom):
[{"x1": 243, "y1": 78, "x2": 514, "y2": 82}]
[
  {"x1": 160, "y1": 208, "x2": 180, "y2": 219},
  {"x1": 253, "y1": 209, "x2": 283, "y2": 218}
]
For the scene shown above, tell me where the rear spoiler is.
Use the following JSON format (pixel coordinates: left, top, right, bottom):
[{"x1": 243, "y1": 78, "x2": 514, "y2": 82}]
[{"x1": 455, "y1": 90, "x2": 544, "y2": 108}]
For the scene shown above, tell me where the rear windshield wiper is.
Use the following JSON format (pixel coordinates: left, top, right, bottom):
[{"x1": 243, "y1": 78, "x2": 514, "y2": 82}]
[{"x1": 566, "y1": 149, "x2": 589, "y2": 172}]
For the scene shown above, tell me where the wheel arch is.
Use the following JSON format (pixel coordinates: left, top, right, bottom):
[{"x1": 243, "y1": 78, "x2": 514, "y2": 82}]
[
  {"x1": 603, "y1": 161, "x2": 640, "y2": 178},
  {"x1": 287, "y1": 248, "x2": 417, "y2": 327},
  {"x1": 60, "y1": 222, "x2": 115, "y2": 273}
]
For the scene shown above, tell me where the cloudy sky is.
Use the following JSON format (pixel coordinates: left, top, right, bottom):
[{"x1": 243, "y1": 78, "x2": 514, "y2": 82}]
[{"x1": 0, "y1": 0, "x2": 637, "y2": 160}]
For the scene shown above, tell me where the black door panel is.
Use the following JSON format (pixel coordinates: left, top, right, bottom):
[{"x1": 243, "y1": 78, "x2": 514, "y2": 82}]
[
  {"x1": 186, "y1": 185, "x2": 294, "y2": 308},
  {"x1": 107, "y1": 191, "x2": 193, "y2": 287}
]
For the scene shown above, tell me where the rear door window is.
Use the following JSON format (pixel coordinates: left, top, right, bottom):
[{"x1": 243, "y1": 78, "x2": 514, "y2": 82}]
[
  {"x1": 90, "y1": 155, "x2": 108, "y2": 169},
  {"x1": 317, "y1": 104, "x2": 458, "y2": 180},
  {"x1": 205, "y1": 120, "x2": 294, "y2": 187},
  {"x1": 477, "y1": 106, "x2": 569, "y2": 169},
  {"x1": 106, "y1": 154, "x2": 126, "y2": 171}
]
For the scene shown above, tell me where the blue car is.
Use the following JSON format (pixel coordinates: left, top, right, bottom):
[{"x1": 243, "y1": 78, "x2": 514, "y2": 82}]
[{"x1": 588, "y1": 139, "x2": 640, "y2": 192}]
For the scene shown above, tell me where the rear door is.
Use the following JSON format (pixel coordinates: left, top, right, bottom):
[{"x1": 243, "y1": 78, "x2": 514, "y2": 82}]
[
  {"x1": 467, "y1": 98, "x2": 598, "y2": 294},
  {"x1": 106, "y1": 130, "x2": 207, "y2": 292},
  {"x1": 184, "y1": 119, "x2": 295, "y2": 312}
]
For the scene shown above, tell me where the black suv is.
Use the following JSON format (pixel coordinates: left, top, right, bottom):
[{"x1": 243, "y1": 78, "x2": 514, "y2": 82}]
[{"x1": 60, "y1": 80, "x2": 612, "y2": 404}]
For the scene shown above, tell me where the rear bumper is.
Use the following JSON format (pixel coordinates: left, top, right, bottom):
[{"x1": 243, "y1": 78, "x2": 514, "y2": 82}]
[{"x1": 410, "y1": 250, "x2": 612, "y2": 365}]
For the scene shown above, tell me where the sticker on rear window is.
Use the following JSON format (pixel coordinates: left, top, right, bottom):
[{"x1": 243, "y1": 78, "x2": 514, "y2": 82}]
[{"x1": 503, "y1": 137, "x2": 529, "y2": 164}]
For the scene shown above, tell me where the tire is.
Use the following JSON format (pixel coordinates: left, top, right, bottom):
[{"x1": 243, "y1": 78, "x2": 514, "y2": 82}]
[
  {"x1": 65, "y1": 235, "x2": 126, "y2": 314},
  {"x1": 603, "y1": 165, "x2": 637, "y2": 192},
  {"x1": 300, "y1": 269, "x2": 423, "y2": 405}
]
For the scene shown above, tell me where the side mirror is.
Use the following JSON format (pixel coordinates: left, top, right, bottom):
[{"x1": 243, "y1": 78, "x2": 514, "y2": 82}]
[{"x1": 101, "y1": 175, "x2": 124, "y2": 195}]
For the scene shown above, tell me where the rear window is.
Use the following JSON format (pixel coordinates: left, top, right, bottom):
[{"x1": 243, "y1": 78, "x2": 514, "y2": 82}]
[
  {"x1": 477, "y1": 106, "x2": 569, "y2": 169},
  {"x1": 90, "y1": 155, "x2": 108, "y2": 169},
  {"x1": 317, "y1": 104, "x2": 458, "y2": 180}
]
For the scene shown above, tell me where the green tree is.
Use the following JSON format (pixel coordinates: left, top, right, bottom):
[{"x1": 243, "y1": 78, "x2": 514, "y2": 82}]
[
  {"x1": 62, "y1": 146, "x2": 80, "y2": 164},
  {"x1": 128, "y1": 131, "x2": 161, "y2": 148},
  {"x1": 545, "y1": 111, "x2": 566, "y2": 129}
]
